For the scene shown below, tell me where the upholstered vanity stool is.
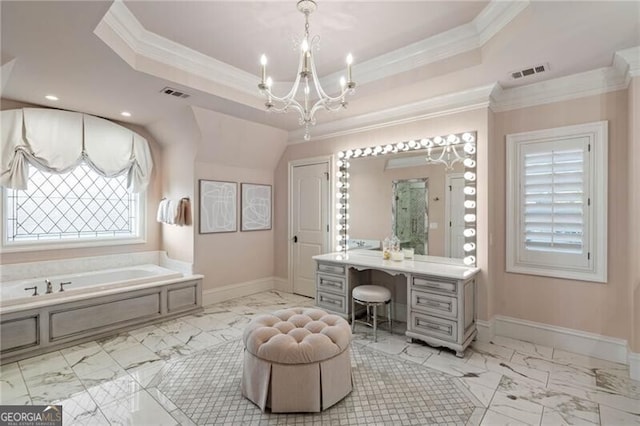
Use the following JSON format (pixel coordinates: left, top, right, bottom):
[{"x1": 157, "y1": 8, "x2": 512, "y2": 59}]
[
  {"x1": 241, "y1": 308, "x2": 352, "y2": 413},
  {"x1": 352, "y1": 285, "x2": 392, "y2": 342}
]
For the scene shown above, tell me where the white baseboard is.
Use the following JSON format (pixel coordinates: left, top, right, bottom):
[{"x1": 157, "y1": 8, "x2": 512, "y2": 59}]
[
  {"x1": 629, "y1": 351, "x2": 640, "y2": 381},
  {"x1": 273, "y1": 277, "x2": 290, "y2": 293},
  {"x1": 475, "y1": 318, "x2": 494, "y2": 342},
  {"x1": 490, "y1": 315, "x2": 629, "y2": 365},
  {"x1": 202, "y1": 277, "x2": 276, "y2": 306}
]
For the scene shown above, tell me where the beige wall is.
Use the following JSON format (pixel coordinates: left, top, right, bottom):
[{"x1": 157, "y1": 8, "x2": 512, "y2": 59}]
[
  {"x1": 150, "y1": 107, "x2": 288, "y2": 291},
  {"x1": 491, "y1": 90, "x2": 630, "y2": 340},
  {"x1": 629, "y1": 78, "x2": 640, "y2": 352},
  {"x1": 194, "y1": 163, "x2": 275, "y2": 288},
  {"x1": 0, "y1": 99, "x2": 162, "y2": 264},
  {"x1": 273, "y1": 108, "x2": 491, "y2": 319}
]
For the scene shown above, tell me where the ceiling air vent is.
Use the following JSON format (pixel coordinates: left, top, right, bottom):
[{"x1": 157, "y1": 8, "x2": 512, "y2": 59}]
[
  {"x1": 160, "y1": 87, "x2": 190, "y2": 99},
  {"x1": 510, "y1": 63, "x2": 549, "y2": 80}
]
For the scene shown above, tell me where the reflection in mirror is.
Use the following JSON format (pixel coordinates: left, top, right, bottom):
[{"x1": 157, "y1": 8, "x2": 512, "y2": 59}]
[
  {"x1": 336, "y1": 131, "x2": 477, "y2": 266},
  {"x1": 392, "y1": 178, "x2": 428, "y2": 255}
]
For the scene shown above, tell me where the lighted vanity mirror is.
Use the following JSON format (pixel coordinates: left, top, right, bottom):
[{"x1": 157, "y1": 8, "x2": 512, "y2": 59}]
[{"x1": 336, "y1": 132, "x2": 477, "y2": 266}]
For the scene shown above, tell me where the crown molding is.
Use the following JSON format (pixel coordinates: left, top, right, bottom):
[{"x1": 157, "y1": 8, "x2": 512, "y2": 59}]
[
  {"x1": 290, "y1": 44, "x2": 639, "y2": 143},
  {"x1": 490, "y1": 64, "x2": 629, "y2": 112},
  {"x1": 96, "y1": 1, "x2": 257, "y2": 97},
  {"x1": 97, "y1": 1, "x2": 528, "y2": 104},
  {"x1": 287, "y1": 84, "x2": 495, "y2": 144},
  {"x1": 615, "y1": 46, "x2": 640, "y2": 78},
  {"x1": 320, "y1": 1, "x2": 529, "y2": 89}
]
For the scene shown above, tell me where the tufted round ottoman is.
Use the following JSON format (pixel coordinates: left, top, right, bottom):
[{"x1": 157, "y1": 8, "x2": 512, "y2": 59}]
[{"x1": 241, "y1": 308, "x2": 352, "y2": 413}]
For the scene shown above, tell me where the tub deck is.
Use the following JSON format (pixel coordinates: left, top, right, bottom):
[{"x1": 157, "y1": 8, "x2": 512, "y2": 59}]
[{"x1": 0, "y1": 266, "x2": 203, "y2": 364}]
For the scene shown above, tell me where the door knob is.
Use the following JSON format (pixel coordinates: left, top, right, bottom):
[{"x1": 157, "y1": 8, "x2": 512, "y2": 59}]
[{"x1": 293, "y1": 235, "x2": 298, "y2": 243}]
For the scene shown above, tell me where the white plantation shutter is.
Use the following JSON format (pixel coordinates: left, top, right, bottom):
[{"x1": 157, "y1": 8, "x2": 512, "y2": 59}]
[
  {"x1": 506, "y1": 122, "x2": 607, "y2": 283},
  {"x1": 522, "y1": 143, "x2": 586, "y2": 255}
]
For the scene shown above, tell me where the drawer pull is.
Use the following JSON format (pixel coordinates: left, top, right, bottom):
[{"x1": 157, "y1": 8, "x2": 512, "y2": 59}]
[
  {"x1": 321, "y1": 279, "x2": 342, "y2": 288},
  {"x1": 320, "y1": 296, "x2": 340, "y2": 306},
  {"x1": 318, "y1": 264, "x2": 345, "y2": 275},
  {"x1": 413, "y1": 278, "x2": 456, "y2": 293},
  {"x1": 416, "y1": 319, "x2": 452, "y2": 333}
]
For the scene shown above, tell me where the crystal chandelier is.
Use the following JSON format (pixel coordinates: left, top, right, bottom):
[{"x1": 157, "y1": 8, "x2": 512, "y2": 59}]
[{"x1": 258, "y1": 0, "x2": 356, "y2": 141}]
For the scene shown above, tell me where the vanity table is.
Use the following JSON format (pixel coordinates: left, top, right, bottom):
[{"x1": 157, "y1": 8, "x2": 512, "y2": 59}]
[{"x1": 313, "y1": 250, "x2": 479, "y2": 357}]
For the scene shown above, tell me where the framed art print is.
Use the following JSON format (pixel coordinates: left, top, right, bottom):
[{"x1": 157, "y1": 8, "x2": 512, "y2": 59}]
[
  {"x1": 199, "y1": 180, "x2": 237, "y2": 233},
  {"x1": 241, "y1": 183, "x2": 272, "y2": 231}
]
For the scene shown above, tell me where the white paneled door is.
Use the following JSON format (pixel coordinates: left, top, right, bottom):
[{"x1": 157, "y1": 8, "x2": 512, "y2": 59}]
[
  {"x1": 291, "y1": 162, "x2": 329, "y2": 297},
  {"x1": 446, "y1": 174, "x2": 465, "y2": 259}
]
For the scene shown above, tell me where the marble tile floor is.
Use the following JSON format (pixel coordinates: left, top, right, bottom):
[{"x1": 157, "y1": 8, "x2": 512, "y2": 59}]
[{"x1": 0, "y1": 290, "x2": 638, "y2": 425}]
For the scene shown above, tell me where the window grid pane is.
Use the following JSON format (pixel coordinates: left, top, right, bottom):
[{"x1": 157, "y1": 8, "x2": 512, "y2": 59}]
[
  {"x1": 6, "y1": 164, "x2": 137, "y2": 242},
  {"x1": 523, "y1": 148, "x2": 584, "y2": 254}
]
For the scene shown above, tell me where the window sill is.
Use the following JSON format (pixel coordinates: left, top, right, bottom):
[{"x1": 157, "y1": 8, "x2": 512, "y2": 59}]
[
  {"x1": 0, "y1": 237, "x2": 147, "y2": 254},
  {"x1": 506, "y1": 264, "x2": 606, "y2": 284}
]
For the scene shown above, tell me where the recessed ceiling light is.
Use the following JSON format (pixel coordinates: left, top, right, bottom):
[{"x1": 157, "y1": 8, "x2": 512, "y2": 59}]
[
  {"x1": 45, "y1": 95, "x2": 59, "y2": 101},
  {"x1": 120, "y1": 111, "x2": 131, "y2": 117}
]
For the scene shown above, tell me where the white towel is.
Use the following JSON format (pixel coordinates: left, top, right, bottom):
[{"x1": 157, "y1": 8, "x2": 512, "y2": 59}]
[
  {"x1": 156, "y1": 199, "x2": 167, "y2": 223},
  {"x1": 164, "y1": 199, "x2": 175, "y2": 224}
]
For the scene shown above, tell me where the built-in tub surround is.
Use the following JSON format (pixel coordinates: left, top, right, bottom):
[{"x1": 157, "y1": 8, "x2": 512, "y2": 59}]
[
  {"x1": 0, "y1": 252, "x2": 203, "y2": 364},
  {"x1": 0, "y1": 264, "x2": 182, "y2": 309}
]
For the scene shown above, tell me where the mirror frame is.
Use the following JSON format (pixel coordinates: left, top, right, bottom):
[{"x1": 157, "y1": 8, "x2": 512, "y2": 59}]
[{"x1": 336, "y1": 131, "x2": 477, "y2": 266}]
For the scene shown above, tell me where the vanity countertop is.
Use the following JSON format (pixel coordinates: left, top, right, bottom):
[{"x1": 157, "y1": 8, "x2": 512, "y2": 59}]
[{"x1": 313, "y1": 251, "x2": 479, "y2": 280}]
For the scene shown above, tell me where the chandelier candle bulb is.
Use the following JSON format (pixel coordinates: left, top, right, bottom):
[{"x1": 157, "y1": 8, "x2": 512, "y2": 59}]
[
  {"x1": 257, "y1": 0, "x2": 356, "y2": 140},
  {"x1": 260, "y1": 55, "x2": 267, "y2": 83}
]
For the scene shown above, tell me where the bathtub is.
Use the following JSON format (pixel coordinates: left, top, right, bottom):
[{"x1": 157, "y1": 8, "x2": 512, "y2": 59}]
[
  {"x1": 0, "y1": 264, "x2": 203, "y2": 363},
  {"x1": 1, "y1": 264, "x2": 183, "y2": 309}
]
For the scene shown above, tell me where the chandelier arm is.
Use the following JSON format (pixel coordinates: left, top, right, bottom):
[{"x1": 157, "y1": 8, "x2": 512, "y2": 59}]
[{"x1": 308, "y1": 53, "x2": 349, "y2": 103}]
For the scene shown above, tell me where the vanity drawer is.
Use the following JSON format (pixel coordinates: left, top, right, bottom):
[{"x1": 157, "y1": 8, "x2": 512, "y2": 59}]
[
  {"x1": 412, "y1": 276, "x2": 457, "y2": 295},
  {"x1": 317, "y1": 273, "x2": 347, "y2": 295},
  {"x1": 316, "y1": 291, "x2": 347, "y2": 314},
  {"x1": 410, "y1": 312, "x2": 457, "y2": 342},
  {"x1": 411, "y1": 290, "x2": 457, "y2": 319},
  {"x1": 317, "y1": 263, "x2": 346, "y2": 276}
]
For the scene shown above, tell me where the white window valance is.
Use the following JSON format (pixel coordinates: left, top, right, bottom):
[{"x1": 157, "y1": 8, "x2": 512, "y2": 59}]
[{"x1": 0, "y1": 108, "x2": 153, "y2": 193}]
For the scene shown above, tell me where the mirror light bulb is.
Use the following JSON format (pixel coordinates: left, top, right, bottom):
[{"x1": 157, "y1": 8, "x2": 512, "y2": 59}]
[
  {"x1": 462, "y1": 132, "x2": 475, "y2": 143},
  {"x1": 464, "y1": 200, "x2": 476, "y2": 209},
  {"x1": 337, "y1": 182, "x2": 343, "y2": 188},
  {"x1": 463, "y1": 228, "x2": 476, "y2": 237},
  {"x1": 463, "y1": 158, "x2": 476, "y2": 168},
  {"x1": 464, "y1": 143, "x2": 476, "y2": 154},
  {"x1": 464, "y1": 256, "x2": 476, "y2": 266},
  {"x1": 336, "y1": 245, "x2": 343, "y2": 251},
  {"x1": 338, "y1": 151, "x2": 345, "y2": 159},
  {"x1": 464, "y1": 171, "x2": 476, "y2": 181},
  {"x1": 464, "y1": 186, "x2": 476, "y2": 195},
  {"x1": 464, "y1": 214, "x2": 476, "y2": 223},
  {"x1": 463, "y1": 242, "x2": 476, "y2": 252}
]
